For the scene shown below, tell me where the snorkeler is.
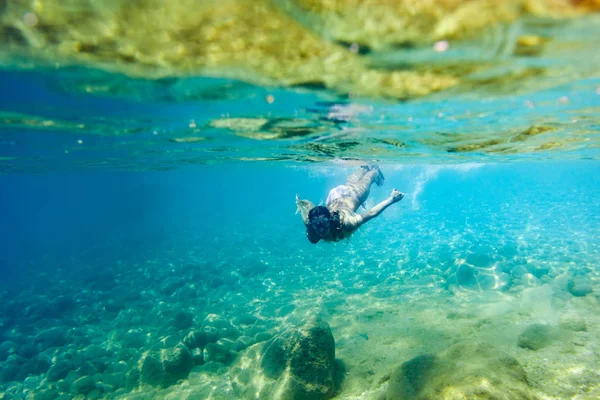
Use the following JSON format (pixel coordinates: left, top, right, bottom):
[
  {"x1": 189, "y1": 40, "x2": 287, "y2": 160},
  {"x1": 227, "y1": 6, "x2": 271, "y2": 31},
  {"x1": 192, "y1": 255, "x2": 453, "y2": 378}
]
[{"x1": 296, "y1": 165, "x2": 404, "y2": 243}]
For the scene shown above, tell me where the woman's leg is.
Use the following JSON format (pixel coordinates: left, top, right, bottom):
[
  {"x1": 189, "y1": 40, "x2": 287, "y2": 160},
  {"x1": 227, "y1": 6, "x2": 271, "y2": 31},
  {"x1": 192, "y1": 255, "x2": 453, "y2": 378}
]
[
  {"x1": 347, "y1": 166, "x2": 383, "y2": 206},
  {"x1": 346, "y1": 166, "x2": 369, "y2": 185},
  {"x1": 329, "y1": 166, "x2": 384, "y2": 212},
  {"x1": 350, "y1": 169, "x2": 379, "y2": 204}
]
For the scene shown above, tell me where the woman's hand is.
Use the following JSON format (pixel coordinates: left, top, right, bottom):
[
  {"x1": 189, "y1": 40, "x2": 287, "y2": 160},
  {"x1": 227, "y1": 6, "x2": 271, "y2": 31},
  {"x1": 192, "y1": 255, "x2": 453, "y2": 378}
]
[{"x1": 390, "y1": 189, "x2": 405, "y2": 203}]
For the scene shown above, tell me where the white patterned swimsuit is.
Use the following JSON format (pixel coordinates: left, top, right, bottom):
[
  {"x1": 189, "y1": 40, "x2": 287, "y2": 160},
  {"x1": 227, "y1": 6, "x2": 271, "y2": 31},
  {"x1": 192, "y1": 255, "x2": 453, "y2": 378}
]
[{"x1": 326, "y1": 185, "x2": 352, "y2": 206}]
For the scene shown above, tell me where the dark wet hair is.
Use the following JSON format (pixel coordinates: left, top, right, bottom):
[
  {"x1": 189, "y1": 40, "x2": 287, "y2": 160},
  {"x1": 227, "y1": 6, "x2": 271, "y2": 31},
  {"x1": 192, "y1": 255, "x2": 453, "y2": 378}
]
[
  {"x1": 308, "y1": 206, "x2": 331, "y2": 221},
  {"x1": 306, "y1": 206, "x2": 331, "y2": 244}
]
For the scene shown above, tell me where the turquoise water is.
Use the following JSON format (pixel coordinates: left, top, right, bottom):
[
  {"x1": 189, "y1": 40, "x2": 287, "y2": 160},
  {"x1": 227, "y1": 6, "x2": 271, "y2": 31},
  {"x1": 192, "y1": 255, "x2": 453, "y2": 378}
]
[{"x1": 2, "y1": 18, "x2": 600, "y2": 400}]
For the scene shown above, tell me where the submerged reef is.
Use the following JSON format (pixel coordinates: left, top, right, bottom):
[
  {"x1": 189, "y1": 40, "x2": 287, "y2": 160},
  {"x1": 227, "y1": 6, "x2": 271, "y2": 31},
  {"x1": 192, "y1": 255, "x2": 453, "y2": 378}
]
[
  {"x1": 0, "y1": 248, "x2": 599, "y2": 399},
  {"x1": 386, "y1": 341, "x2": 539, "y2": 400},
  {"x1": 260, "y1": 317, "x2": 337, "y2": 399},
  {"x1": 0, "y1": 0, "x2": 597, "y2": 99}
]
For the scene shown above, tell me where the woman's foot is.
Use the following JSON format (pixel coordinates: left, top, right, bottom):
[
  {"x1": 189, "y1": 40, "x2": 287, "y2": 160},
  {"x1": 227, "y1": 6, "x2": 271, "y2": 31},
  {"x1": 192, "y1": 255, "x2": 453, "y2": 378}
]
[{"x1": 372, "y1": 165, "x2": 385, "y2": 186}]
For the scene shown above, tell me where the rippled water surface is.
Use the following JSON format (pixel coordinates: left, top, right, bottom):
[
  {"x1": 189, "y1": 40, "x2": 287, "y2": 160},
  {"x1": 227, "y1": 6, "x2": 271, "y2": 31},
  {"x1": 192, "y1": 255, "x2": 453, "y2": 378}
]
[{"x1": 0, "y1": 67, "x2": 599, "y2": 172}]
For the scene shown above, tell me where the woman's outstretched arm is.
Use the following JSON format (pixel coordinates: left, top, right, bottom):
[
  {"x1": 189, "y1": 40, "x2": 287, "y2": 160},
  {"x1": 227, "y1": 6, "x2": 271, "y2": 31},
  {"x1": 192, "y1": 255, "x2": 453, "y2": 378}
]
[{"x1": 359, "y1": 189, "x2": 404, "y2": 224}]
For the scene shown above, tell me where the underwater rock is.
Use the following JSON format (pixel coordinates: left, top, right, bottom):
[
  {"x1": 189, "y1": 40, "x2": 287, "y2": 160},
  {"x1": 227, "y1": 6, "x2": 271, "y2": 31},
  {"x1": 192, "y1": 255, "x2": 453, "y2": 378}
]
[
  {"x1": 175, "y1": 284, "x2": 197, "y2": 301},
  {"x1": 254, "y1": 332, "x2": 273, "y2": 343},
  {"x1": 261, "y1": 317, "x2": 336, "y2": 399},
  {"x1": 203, "y1": 314, "x2": 240, "y2": 339},
  {"x1": 116, "y1": 348, "x2": 141, "y2": 369},
  {"x1": 77, "y1": 360, "x2": 99, "y2": 377},
  {"x1": 0, "y1": 363, "x2": 21, "y2": 383},
  {"x1": 159, "y1": 344, "x2": 194, "y2": 386},
  {"x1": 154, "y1": 335, "x2": 183, "y2": 350},
  {"x1": 568, "y1": 276, "x2": 593, "y2": 297},
  {"x1": 121, "y1": 329, "x2": 147, "y2": 349},
  {"x1": 138, "y1": 343, "x2": 194, "y2": 388},
  {"x1": 233, "y1": 336, "x2": 253, "y2": 352},
  {"x1": 261, "y1": 337, "x2": 287, "y2": 379},
  {"x1": 190, "y1": 360, "x2": 228, "y2": 377},
  {"x1": 139, "y1": 356, "x2": 163, "y2": 386},
  {"x1": 170, "y1": 310, "x2": 194, "y2": 330},
  {"x1": 204, "y1": 342, "x2": 238, "y2": 365},
  {"x1": 103, "y1": 298, "x2": 127, "y2": 317},
  {"x1": 34, "y1": 327, "x2": 68, "y2": 351},
  {"x1": 29, "y1": 296, "x2": 76, "y2": 322},
  {"x1": 517, "y1": 324, "x2": 555, "y2": 350},
  {"x1": 46, "y1": 359, "x2": 73, "y2": 382},
  {"x1": 216, "y1": 338, "x2": 236, "y2": 350},
  {"x1": 125, "y1": 368, "x2": 140, "y2": 390},
  {"x1": 276, "y1": 304, "x2": 296, "y2": 317},
  {"x1": 559, "y1": 312, "x2": 586, "y2": 332},
  {"x1": 159, "y1": 277, "x2": 185, "y2": 296},
  {"x1": 102, "y1": 372, "x2": 126, "y2": 391},
  {"x1": 17, "y1": 343, "x2": 39, "y2": 359},
  {"x1": 456, "y1": 265, "x2": 477, "y2": 287},
  {"x1": 191, "y1": 348, "x2": 204, "y2": 365},
  {"x1": 0, "y1": 340, "x2": 14, "y2": 362},
  {"x1": 104, "y1": 358, "x2": 130, "y2": 375},
  {"x1": 516, "y1": 273, "x2": 542, "y2": 288},
  {"x1": 386, "y1": 341, "x2": 538, "y2": 400},
  {"x1": 447, "y1": 263, "x2": 511, "y2": 292},
  {"x1": 25, "y1": 354, "x2": 52, "y2": 375},
  {"x1": 183, "y1": 329, "x2": 218, "y2": 350},
  {"x1": 233, "y1": 313, "x2": 259, "y2": 327},
  {"x1": 56, "y1": 369, "x2": 82, "y2": 393},
  {"x1": 31, "y1": 387, "x2": 60, "y2": 400},
  {"x1": 83, "y1": 344, "x2": 110, "y2": 363},
  {"x1": 71, "y1": 375, "x2": 96, "y2": 395},
  {"x1": 477, "y1": 272, "x2": 510, "y2": 291},
  {"x1": 552, "y1": 273, "x2": 572, "y2": 292}
]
